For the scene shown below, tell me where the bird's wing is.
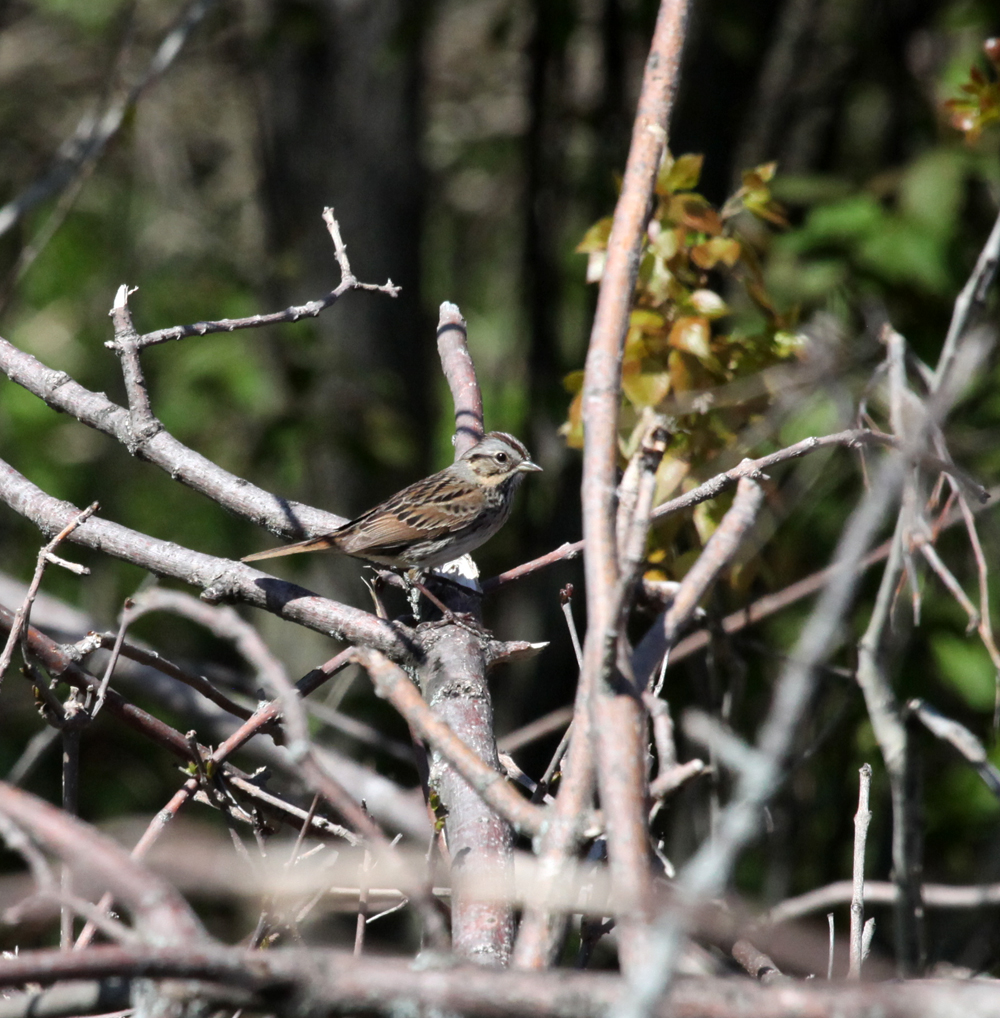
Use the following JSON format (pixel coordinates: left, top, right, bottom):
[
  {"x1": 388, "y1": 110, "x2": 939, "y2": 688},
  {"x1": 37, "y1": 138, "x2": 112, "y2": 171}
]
[{"x1": 336, "y1": 472, "x2": 479, "y2": 554}]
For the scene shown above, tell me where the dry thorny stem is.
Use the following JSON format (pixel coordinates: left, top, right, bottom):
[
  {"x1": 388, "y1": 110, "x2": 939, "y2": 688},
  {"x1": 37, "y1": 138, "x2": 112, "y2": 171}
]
[{"x1": 3, "y1": 1, "x2": 1000, "y2": 1015}]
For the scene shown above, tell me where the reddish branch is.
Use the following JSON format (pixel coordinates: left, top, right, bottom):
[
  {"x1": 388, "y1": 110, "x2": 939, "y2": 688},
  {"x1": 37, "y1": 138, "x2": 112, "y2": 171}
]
[
  {"x1": 0, "y1": 605, "x2": 198, "y2": 763},
  {"x1": 578, "y1": 0, "x2": 691, "y2": 973},
  {"x1": 0, "y1": 604, "x2": 369, "y2": 844},
  {"x1": 86, "y1": 633, "x2": 254, "y2": 722}
]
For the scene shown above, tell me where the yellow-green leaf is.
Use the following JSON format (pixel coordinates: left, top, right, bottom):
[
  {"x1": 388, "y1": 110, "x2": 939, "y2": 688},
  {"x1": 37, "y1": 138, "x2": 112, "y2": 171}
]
[
  {"x1": 648, "y1": 224, "x2": 679, "y2": 259},
  {"x1": 559, "y1": 388, "x2": 584, "y2": 448},
  {"x1": 742, "y1": 161, "x2": 777, "y2": 188},
  {"x1": 688, "y1": 289, "x2": 729, "y2": 319},
  {"x1": 576, "y1": 216, "x2": 613, "y2": 253},
  {"x1": 661, "y1": 152, "x2": 704, "y2": 193},
  {"x1": 630, "y1": 309, "x2": 667, "y2": 333},
  {"x1": 622, "y1": 364, "x2": 671, "y2": 408},
  {"x1": 690, "y1": 236, "x2": 741, "y2": 269},
  {"x1": 668, "y1": 316, "x2": 711, "y2": 360},
  {"x1": 669, "y1": 194, "x2": 723, "y2": 235},
  {"x1": 562, "y1": 369, "x2": 585, "y2": 394},
  {"x1": 654, "y1": 454, "x2": 689, "y2": 503}
]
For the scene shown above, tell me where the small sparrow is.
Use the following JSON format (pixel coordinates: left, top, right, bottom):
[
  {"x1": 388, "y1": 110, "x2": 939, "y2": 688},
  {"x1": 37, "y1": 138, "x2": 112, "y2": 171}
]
[{"x1": 243, "y1": 431, "x2": 541, "y2": 571}]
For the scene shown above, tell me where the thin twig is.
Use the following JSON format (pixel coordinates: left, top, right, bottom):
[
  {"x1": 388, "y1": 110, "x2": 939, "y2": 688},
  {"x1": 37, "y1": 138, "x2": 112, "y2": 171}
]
[
  {"x1": 125, "y1": 209, "x2": 399, "y2": 352},
  {"x1": 353, "y1": 847, "x2": 372, "y2": 957},
  {"x1": 0, "y1": 502, "x2": 98, "y2": 689},
  {"x1": 641, "y1": 476, "x2": 765, "y2": 693},
  {"x1": 484, "y1": 428, "x2": 908, "y2": 592},
  {"x1": 907, "y1": 699, "x2": 1000, "y2": 798},
  {"x1": 766, "y1": 877, "x2": 1000, "y2": 923},
  {"x1": 86, "y1": 634, "x2": 255, "y2": 722},
  {"x1": 934, "y1": 208, "x2": 1000, "y2": 392},
  {"x1": 496, "y1": 706, "x2": 573, "y2": 755},
  {"x1": 529, "y1": 586, "x2": 585, "y2": 803},
  {"x1": 92, "y1": 598, "x2": 134, "y2": 718}
]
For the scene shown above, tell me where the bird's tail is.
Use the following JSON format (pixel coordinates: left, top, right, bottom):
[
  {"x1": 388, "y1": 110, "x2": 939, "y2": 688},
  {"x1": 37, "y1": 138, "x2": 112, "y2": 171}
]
[{"x1": 241, "y1": 534, "x2": 337, "y2": 563}]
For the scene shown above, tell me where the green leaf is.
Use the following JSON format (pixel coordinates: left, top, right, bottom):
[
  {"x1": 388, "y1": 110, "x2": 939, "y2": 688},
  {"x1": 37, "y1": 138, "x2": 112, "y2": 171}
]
[
  {"x1": 898, "y1": 149, "x2": 966, "y2": 241},
  {"x1": 931, "y1": 633, "x2": 998, "y2": 711},
  {"x1": 629, "y1": 309, "x2": 667, "y2": 333},
  {"x1": 856, "y1": 219, "x2": 951, "y2": 294},
  {"x1": 800, "y1": 194, "x2": 885, "y2": 244}
]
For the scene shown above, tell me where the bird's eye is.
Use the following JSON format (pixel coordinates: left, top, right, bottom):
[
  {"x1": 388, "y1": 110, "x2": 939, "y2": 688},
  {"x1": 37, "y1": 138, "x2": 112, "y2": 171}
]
[{"x1": 495, "y1": 451, "x2": 509, "y2": 464}]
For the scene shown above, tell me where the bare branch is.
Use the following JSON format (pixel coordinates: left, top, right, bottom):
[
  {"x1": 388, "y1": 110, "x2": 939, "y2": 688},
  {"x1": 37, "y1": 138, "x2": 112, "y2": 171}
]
[
  {"x1": 731, "y1": 939, "x2": 786, "y2": 984},
  {"x1": 638, "y1": 476, "x2": 765, "y2": 694},
  {"x1": 934, "y1": 207, "x2": 1000, "y2": 392},
  {"x1": 620, "y1": 450, "x2": 906, "y2": 1016},
  {"x1": 908, "y1": 698, "x2": 1000, "y2": 798},
  {"x1": 2, "y1": 944, "x2": 1000, "y2": 1018},
  {"x1": 85, "y1": 634, "x2": 254, "y2": 722},
  {"x1": 0, "y1": 334, "x2": 349, "y2": 540},
  {"x1": 579, "y1": 0, "x2": 692, "y2": 973},
  {"x1": 0, "y1": 455, "x2": 418, "y2": 662},
  {"x1": 766, "y1": 878, "x2": 1000, "y2": 923}
]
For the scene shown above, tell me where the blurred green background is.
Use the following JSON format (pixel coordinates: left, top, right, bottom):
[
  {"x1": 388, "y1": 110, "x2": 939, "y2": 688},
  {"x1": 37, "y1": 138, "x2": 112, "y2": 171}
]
[{"x1": 1, "y1": 0, "x2": 1000, "y2": 971}]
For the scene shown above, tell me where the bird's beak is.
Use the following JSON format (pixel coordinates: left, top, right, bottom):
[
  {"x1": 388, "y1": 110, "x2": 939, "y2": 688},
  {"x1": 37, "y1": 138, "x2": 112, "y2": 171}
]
[{"x1": 517, "y1": 460, "x2": 543, "y2": 473}]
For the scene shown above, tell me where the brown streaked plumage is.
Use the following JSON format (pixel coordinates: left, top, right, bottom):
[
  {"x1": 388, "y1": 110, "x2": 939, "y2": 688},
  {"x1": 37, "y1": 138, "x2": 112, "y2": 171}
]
[{"x1": 242, "y1": 432, "x2": 541, "y2": 570}]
